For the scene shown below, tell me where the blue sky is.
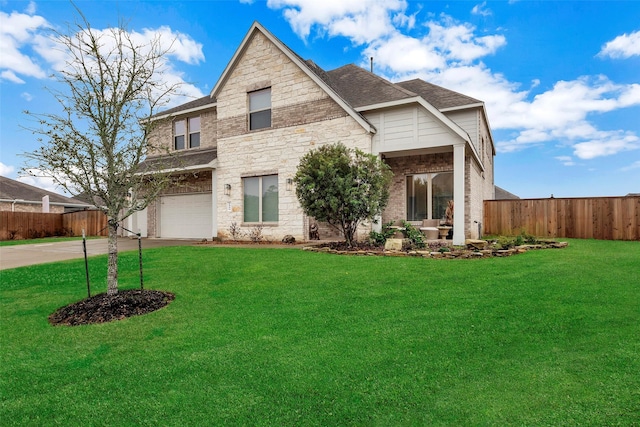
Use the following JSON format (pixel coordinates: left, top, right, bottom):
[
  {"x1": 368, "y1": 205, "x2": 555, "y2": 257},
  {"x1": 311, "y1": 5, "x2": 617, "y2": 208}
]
[{"x1": 1, "y1": 0, "x2": 639, "y2": 198}]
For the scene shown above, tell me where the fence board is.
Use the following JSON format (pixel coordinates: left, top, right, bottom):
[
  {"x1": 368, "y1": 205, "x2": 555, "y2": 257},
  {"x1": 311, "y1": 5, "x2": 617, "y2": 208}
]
[
  {"x1": 484, "y1": 196, "x2": 640, "y2": 241},
  {"x1": 1, "y1": 210, "x2": 107, "y2": 240}
]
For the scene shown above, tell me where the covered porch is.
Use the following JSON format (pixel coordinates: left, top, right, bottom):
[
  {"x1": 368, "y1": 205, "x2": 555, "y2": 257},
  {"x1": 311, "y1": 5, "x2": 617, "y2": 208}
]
[{"x1": 378, "y1": 145, "x2": 467, "y2": 245}]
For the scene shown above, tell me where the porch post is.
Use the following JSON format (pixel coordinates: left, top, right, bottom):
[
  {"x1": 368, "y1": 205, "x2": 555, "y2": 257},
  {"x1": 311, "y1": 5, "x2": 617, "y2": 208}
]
[{"x1": 453, "y1": 144, "x2": 465, "y2": 245}]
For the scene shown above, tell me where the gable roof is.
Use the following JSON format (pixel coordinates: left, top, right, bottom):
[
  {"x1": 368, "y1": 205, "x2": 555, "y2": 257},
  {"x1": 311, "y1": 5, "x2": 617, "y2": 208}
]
[
  {"x1": 494, "y1": 186, "x2": 520, "y2": 200},
  {"x1": 0, "y1": 175, "x2": 90, "y2": 207},
  {"x1": 210, "y1": 21, "x2": 375, "y2": 133},
  {"x1": 395, "y1": 79, "x2": 482, "y2": 110}
]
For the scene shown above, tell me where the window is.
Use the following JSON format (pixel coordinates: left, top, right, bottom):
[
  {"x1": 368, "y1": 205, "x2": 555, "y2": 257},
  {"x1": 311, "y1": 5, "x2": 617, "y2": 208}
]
[
  {"x1": 188, "y1": 117, "x2": 200, "y2": 148},
  {"x1": 248, "y1": 88, "x2": 271, "y2": 130},
  {"x1": 173, "y1": 116, "x2": 201, "y2": 150},
  {"x1": 406, "y1": 172, "x2": 453, "y2": 221},
  {"x1": 174, "y1": 120, "x2": 185, "y2": 150},
  {"x1": 243, "y1": 175, "x2": 278, "y2": 223}
]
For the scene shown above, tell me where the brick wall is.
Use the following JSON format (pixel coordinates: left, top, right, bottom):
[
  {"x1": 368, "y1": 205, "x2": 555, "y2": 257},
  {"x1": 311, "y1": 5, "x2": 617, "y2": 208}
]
[
  {"x1": 0, "y1": 202, "x2": 65, "y2": 213},
  {"x1": 382, "y1": 152, "x2": 454, "y2": 223}
]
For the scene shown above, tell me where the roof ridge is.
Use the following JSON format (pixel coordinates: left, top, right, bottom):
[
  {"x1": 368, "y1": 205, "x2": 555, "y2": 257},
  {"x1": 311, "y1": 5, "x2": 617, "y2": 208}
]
[{"x1": 396, "y1": 78, "x2": 482, "y2": 105}]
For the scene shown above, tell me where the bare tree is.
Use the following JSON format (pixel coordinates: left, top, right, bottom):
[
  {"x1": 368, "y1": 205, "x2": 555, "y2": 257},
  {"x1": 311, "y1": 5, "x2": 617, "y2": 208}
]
[{"x1": 23, "y1": 10, "x2": 182, "y2": 296}]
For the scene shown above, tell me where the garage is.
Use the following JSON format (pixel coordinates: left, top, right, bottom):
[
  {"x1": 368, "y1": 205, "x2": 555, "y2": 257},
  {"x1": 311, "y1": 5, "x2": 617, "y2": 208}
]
[{"x1": 159, "y1": 193, "x2": 213, "y2": 239}]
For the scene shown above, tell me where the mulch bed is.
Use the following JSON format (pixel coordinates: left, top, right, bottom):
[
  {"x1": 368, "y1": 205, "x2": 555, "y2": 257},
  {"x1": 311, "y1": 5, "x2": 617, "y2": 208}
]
[{"x1": 49, "y1": 289, "x2": 175, "y2": 326}]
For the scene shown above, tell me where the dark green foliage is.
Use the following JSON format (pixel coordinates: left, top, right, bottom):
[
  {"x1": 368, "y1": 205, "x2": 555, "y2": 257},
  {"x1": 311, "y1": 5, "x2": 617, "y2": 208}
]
[
  {"x1": 402, "y1": 221, "x2": 426, "y2": 249},
  {"x1": 294, "y1": 143, "x2": 393, "y2": 247},
  {"x1": 368, "y1": 221, "x2": 396, "y2": 246}
]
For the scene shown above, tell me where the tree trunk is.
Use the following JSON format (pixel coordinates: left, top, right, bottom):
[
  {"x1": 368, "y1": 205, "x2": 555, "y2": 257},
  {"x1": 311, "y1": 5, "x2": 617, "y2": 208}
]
[{"x1": 107, "y1": 219, "x2": 119, "y2": 296}]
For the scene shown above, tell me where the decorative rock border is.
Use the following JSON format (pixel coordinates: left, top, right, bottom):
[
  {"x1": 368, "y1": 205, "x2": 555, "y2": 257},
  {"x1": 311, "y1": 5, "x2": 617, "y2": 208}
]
[{"x1": 302, "y1": 241, "x2": 568, "y2": 259}]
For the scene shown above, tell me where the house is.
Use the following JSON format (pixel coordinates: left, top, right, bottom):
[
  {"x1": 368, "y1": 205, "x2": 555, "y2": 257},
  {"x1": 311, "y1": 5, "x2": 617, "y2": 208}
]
[
  {"x1": 0, "y1": 176, "x2": 91, "y2": 213},
  {"x1": 138, "y1": 22, "x2": 495, "y2": 245}
]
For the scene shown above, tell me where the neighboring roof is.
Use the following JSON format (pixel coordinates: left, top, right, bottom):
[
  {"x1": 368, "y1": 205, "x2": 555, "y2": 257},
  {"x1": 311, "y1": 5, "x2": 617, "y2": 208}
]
[
  {"x1": 325, "y1": 64, "x2": 415, "y2": 108},
  {"x1": 138, "y1": 148, "x2": 218, "y2": 173},
  {"x1": 494, "y1": 186, "x2": 520, "y2": 200},
  {"x1": 0, "y1": 175, "x2": 90, "y2": 206},
  {"x1": 626, "y1": 193, "x2": 640, "y2": 197},
  {"x1": 395, "y1": 79, "x2": 482, "y2": 110}
]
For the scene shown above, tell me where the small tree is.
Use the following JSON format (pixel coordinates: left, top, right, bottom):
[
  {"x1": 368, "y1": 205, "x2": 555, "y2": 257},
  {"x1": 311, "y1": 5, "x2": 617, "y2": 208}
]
[
  {"x1": 23, "y1": 11, "x2": 182, "y2": 296},
  {"x1": 294, "y1": 143, "x2": 393, "y2": 247}
]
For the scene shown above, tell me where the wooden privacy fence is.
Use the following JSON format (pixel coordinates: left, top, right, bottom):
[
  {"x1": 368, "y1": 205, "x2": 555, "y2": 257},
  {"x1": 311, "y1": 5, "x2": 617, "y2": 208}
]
[
  {"x1": 484, "y1": 196, "x2": 640, "y2": 241},
  {"x1": 0, "y1": 210, "x2": 108, "y2": 240}
]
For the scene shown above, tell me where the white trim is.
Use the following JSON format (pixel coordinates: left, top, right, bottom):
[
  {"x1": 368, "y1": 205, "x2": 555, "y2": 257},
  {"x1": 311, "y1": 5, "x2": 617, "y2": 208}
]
[
  {"x1": 439, "y1": 102, "x2": 484, "y2": 112},
  {"x1": 210, "y1": 22, "x2": 375, "y2": 134},
  {"x1": 453, "y1": 144, "x2": 466, "y2": 245},
  {"x1": 144, "y1": 160, "x2": 218, "y2": 175}
]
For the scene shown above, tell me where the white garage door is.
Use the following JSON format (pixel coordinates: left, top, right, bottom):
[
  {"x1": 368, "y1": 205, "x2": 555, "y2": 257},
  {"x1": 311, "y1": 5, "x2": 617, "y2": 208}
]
[{"x1": 160, "y1": 193, "x2": 212, "y2": 239}]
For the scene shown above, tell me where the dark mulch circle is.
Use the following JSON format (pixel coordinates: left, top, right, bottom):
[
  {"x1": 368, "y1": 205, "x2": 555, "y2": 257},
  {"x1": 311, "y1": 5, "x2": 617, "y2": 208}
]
[{"x1": 49, "y1": 289, "x2": 175, "y2": 326}]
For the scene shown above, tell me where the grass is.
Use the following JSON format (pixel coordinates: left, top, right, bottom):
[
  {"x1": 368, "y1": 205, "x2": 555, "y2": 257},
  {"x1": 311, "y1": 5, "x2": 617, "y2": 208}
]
[
  {"x1": 1, "y1": 239, "x2": 639, "y2": 425},
  {"x1": 0, "y1": 236, "x2": 103, "y2": 247}
]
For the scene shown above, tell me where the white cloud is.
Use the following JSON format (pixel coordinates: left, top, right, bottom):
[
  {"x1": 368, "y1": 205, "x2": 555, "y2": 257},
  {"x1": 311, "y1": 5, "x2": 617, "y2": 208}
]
[
  {"x1": 555, "y1": 156, "x2": 575, "y2": 166},
  {"x1": 471, "y1": 2, "x2": 492, "y2": 17},
  {"x1": 572, "y1": 132, "x2": 640, "y2": 159},
  {"x1": 25, "y1": 1, "x2": 37, "y2": 15},
  {"x1": 267, "y1": 0, "x2": 408, "y2": 44},
  {"x1": 0, "y1": 9, "x2": 49, "y2": 82},
  {"x1": 0, "y1": 8, "x2": 205, "y2": 106},
  {"x1": 599, "y1": 30, "x2": 640, "y2": 59},
  {"x1": 0, "y1": 162, "x2": 16, "y2": 177},
  {"x1": 20, "y1": 92, "x2": 33, "y2": 101},
  {"x1": 621, "y1": 160, "x2": 640, "y2": 171},
  {"x1": 0, "y1": 70, "x2": 26, "y2": 84}
]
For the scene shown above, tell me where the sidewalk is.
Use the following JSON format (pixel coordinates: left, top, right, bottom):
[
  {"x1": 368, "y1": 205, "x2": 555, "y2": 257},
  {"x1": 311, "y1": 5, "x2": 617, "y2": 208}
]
[{"x1": 0, "y1": 238, "x2": 197, "y2": 270}]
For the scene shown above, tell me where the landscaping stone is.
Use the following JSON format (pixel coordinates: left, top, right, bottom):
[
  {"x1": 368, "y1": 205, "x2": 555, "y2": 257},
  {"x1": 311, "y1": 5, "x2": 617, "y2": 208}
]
[
  {"x1": 302, "y1": 238, "x2": 568, "y2": 259},
  {"x1": 466, "y1": 239, "x2": 488, "y2": 250},
  {"x1": 384, "y1": 238, "x2": 405, "y2": 251}
]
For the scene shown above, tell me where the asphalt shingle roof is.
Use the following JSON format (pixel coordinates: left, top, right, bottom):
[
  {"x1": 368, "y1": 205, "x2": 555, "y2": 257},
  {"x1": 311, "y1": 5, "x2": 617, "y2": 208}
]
[
  {"x1": 395, "y1": 79, "x2": 481, "y2": 110},
  {"x1": 325, "y1": 64, "x2": 416, "y2": 109},
  {"x1": 0, "y1": 175, "x2": 89, "y2": 206},
  {"x1": 138, "y1": 148, "x2": 218, "y2": 173}
]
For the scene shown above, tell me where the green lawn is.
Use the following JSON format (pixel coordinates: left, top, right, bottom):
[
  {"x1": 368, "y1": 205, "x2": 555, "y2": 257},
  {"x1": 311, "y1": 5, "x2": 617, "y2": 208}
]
[
  {"x1": 0, "y1": 236, "x2": 103, "y2": 247},
  {"x1": 1, "y1": 239, "x2": 639, "y2": 426}
]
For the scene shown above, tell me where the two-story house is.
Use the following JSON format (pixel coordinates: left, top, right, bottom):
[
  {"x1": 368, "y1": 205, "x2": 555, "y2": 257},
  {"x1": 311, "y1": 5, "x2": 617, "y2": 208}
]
[{"x1": 135, "y1": 22, "x2": 495, "y2": 245}]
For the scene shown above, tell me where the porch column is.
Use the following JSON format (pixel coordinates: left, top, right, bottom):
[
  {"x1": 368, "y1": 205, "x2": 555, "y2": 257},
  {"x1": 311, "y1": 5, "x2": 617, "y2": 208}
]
[{"x1": 453, "y1": 144, "x2": 465, "y2": 245}]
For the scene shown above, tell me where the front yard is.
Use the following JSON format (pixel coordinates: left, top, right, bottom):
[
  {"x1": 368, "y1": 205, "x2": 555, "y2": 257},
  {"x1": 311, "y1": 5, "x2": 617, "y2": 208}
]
[{"x1": 1, "y1": 239, "x2": 638, "y2": 425}]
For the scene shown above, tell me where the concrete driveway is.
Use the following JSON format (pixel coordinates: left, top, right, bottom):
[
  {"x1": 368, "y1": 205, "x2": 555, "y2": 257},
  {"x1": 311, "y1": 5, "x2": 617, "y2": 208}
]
[{"x1": 0, "y1": 238, "x2": 197, "y2": 270}]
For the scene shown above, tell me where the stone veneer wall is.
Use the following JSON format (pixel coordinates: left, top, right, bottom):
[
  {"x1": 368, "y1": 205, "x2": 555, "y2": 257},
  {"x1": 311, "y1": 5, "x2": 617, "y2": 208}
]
[
  {"x1": 382, "y1": 152, "x2": 454, "y2": 223},
  {"x1": 216, "y1": 117, "x2": 370, "y2": 241},
  {"x1": 213, "y1": 30, "x2": 372, "y2": 241}
]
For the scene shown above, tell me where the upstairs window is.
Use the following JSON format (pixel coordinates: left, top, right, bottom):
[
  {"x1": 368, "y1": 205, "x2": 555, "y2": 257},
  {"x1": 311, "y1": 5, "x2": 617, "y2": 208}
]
[
  {"x1": 174, "y1": 116, "x2": 201, "y2": 150},
  {"x1": 188, "y1": 117, "x2": 200, "y2": 148},
  {"x1": 248, "y1": 88, "x2": 271, "y2": 131},
  {"x1": 174, "y1": 120, "x2": 185, "y2": 150}
]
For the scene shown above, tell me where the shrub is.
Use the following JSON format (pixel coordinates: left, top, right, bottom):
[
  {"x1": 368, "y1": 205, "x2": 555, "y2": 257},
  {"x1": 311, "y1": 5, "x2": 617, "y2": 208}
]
[
  {"x1": 402, "y1": 221, "x2": 426, "y2": 249},
  {"x1": 368, "y1": 221, "x2": 396, "y2": 246}
]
